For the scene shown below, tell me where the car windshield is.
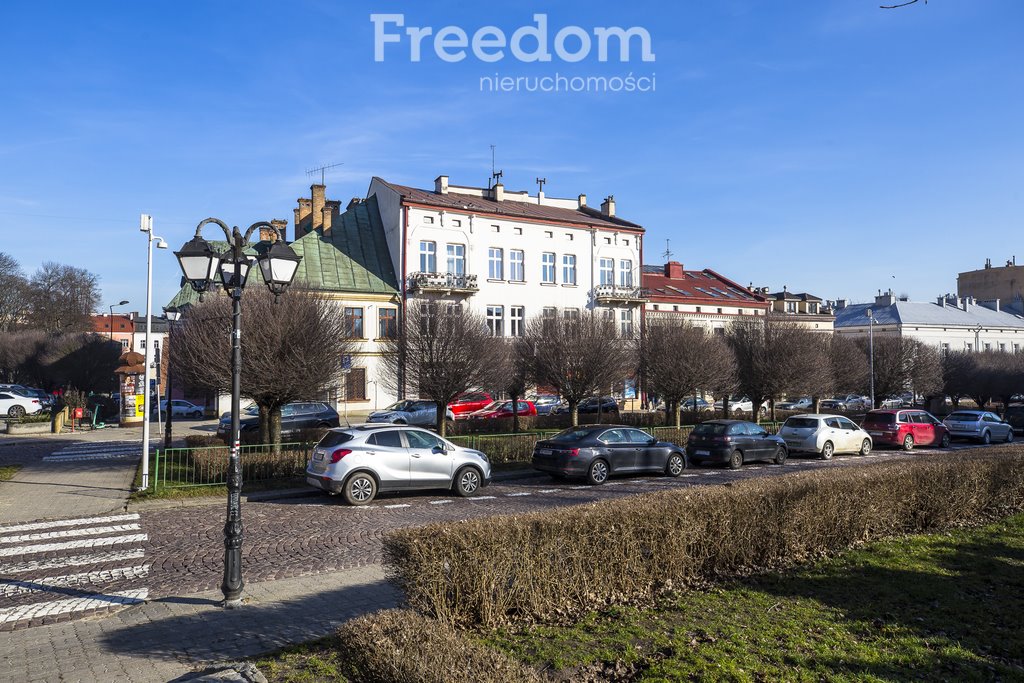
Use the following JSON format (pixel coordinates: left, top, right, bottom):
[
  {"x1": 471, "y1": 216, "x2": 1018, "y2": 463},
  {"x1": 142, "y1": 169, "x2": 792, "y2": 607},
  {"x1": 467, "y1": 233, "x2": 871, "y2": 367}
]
[
  {"x1": 784, "y1": 417, "x2": 819, "y2": 429},
  {"x1": 692, "y1": 422, "x2": 727, "y2": 435},
  {"x1": 947, "y1": 412, "x2": 980, "y2": 421},
  {"x1": 317, "y1": 431, "x2": 354, "y2": 448},
  {"x1": 550, "y1": 428, "x2": 596, "y2": 443},
  {"x1": 384, "y1": 401, "x2": 414, "y2": 412},
  {"x1": 863, "y1": 413, "x2": 896, "y2": 426}
]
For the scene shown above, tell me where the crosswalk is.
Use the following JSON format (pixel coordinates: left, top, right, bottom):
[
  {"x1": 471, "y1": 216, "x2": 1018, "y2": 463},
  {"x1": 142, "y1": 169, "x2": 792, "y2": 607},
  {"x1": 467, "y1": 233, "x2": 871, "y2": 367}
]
[
  {"x1": 43, "y1": 441, "x2": 151, "y2": 463},
  {"x1": 0, "y1": 513, "x2": 150, "y2": 629}
]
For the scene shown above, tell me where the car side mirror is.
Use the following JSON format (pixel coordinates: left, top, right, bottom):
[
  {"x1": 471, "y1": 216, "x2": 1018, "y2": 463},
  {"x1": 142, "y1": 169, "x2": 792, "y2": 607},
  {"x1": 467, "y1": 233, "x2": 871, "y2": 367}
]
[
  {"x1": 648, "y1": 437, "x2": 657, "y2": 445},
  {"x1": 432, "y1": 444, "x2": 446, "y2": 454}
]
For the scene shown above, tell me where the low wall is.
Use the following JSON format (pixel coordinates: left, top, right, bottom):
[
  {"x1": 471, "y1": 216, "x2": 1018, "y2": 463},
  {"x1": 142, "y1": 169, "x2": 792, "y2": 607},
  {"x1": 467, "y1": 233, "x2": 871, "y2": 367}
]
[{"x1": 6, "y1": 421, "x2": 54, "y2": 435}]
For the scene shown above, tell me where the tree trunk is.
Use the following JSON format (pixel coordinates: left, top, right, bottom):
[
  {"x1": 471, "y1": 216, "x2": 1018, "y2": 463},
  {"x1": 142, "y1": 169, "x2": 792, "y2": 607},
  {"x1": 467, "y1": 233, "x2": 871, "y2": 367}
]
[
  {"x1": 812, "y1": 396, "x2": 820, "y2": 414},
  {"x1": 570, "y1": 401, "x2": 579, "y2": 427},
  {"x1": 769, "y1": 398, "x2": 776, "y2": 423},
  {"x1": 511, "y1": 391, "x2": 520, "y2": 433},
  {"x1": 269, "y1": 405, "x2": 282, "y2": 454},
  {"x1": 722, "y1": 396, "x2": 730, "y2": 419},
  {"x1": 436, "y1": 401, "x2": 447, "y2": 436},
  {"x1": 258, "y1": 404, "x2": 270, "y2": 445},
  {"x1": 665, "y1": 400, "x2": 673, "y2": 426},
  {"x1": 674, "y1": 401, "x2": 681, "y2": 428}
]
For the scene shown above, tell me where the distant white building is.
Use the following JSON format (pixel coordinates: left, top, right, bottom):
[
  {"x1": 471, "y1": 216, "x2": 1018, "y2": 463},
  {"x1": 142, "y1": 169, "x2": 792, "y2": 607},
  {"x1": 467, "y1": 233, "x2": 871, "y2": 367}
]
[
  {"x1": 368, "y1": 176, "x2": 646, "y2": 337},
  {"x1": 835, "y1": 290, "x2": 1024, "y2": 353}
]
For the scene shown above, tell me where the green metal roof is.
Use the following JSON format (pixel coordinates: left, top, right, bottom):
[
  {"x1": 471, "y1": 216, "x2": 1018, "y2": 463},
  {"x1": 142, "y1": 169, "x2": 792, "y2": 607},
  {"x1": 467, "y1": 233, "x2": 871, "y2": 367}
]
[{"x1": 164, "y1": 195, "x2": 398, "y2": 311}]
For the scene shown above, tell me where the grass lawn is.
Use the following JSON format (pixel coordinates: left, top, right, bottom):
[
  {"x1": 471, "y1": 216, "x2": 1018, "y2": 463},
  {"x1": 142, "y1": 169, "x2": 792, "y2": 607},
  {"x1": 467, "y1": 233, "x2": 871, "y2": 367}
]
[
  {"x1": 0, "y1": 464, "x2": 22, "y2": 481},
  {"x1": 481, "y1": 514, "x2": 1024, "y2": 682}
]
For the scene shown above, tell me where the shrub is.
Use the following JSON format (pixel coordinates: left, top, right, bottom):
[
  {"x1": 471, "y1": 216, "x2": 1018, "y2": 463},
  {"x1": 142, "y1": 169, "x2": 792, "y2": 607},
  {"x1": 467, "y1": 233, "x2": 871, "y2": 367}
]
[
  {"x1": 335, "y1": 609, "x2": 542, "y2": 683},
  {"x1": 184, "y1": 434, "x2": 221, "y2": 449},
  {"x1": 382, "y1": 450, "x2": 1024, "y2": 629},
  {"x1": 187, "y1": 444, "x2": 309, "y2": 484}
]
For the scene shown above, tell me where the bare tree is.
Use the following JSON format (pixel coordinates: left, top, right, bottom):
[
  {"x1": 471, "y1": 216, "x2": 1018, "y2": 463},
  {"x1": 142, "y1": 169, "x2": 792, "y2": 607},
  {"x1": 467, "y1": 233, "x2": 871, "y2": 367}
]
[
  {"x1": 24, "y1": 262, "x2": 101, "y2": 334},
  {"x1": 0, "y1": 253, "x2": 28, "y2": 332},
  {"x1": 641, "y1": 319, "x2": 735, "y2": 427},
  {"x1": 522, "y1": 312, "x2": 635, "y2": 426},
  {"x1": 941, "y1": 350, "x2": 973, "y2": 408},
  {"x1": 379, "y1": 304, "x2": 505, "y2": 436},
  {"x1": 861, "y1": 336, "x2": 941, "y2": 407},
  {"x1": 830, "y1": 335, "x2": 870, "y2": 398},
  {"x1": 172, "y1": 288, "x2": 355, "y2": 445}
]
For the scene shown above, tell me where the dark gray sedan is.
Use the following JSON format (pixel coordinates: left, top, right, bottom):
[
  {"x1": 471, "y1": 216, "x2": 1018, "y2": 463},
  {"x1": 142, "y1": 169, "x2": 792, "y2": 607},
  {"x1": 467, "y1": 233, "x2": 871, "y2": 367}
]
[{"x1": 531, "y1": 425, "x2": 686, "y2": 485}]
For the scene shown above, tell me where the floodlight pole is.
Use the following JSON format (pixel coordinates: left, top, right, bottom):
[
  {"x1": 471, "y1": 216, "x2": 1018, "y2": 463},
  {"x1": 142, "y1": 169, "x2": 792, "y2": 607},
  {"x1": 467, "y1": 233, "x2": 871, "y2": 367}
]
[{"x1": 866, "y1": 308, "x2": 875, "y2": 409}]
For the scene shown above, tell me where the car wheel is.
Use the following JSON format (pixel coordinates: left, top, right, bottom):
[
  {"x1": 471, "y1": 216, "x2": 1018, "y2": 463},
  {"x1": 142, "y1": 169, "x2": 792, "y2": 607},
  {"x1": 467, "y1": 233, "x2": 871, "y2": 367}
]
[
  {"x1": 820, "y1": 441, "x2": 834, "y2": 460},
  {"x1": 342, "y1": 473, "x2": 377, "y2": 506},
  {"x1": 586, "y1": 459, "x2": 609, "y2": 485},
  {"x1": 191, "y1": 411, "x2": 202, "y2": 419},
  {"x1": 665, "y1": 452, "x2": 685, "y2": 477},
  {"x1": 981, "y1": 431, "x2": 991, "y2": 445},
  {"x1": 454, "y1": 466, "x2": 482, "y2": 497},
  {"x1": 773, "y1": 446, "x2": 787, "y2": 465},
  {"x1": 902, "y1": 434, "x2": 914, "y2": 451},
  {"x1": 8, "y1": 405, "x2": 25, "y2": 418},
  {"x1": 860, "y1": 439, "x2": 872, "y2": 456},
  {"x1": 940, "y1": 433, "x2": 951, "y2": 448},
  {"x1": 728, "y1": 449, "x2": 743, "y2": 470},
  {"x1": 1007, "y1": 430, "x2": 1015, "y2": 444}
]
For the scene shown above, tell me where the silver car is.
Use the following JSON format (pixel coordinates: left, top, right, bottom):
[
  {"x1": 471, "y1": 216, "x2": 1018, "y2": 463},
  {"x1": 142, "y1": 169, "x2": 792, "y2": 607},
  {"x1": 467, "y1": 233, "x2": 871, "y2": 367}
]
[
  {"x1": 367, "y1": 400, "x2": 455, "y2": 427},
  {"x1": 941, "y1": 410, "x2": 1014, "y2": 444},
  {"x1": 305, "y1": 425, "x2": 492, "y2": 505}
]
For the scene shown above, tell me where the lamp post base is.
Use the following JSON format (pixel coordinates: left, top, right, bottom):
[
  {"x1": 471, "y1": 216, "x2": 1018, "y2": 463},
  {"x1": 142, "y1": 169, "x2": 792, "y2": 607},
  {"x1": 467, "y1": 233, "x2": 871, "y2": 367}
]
[{"x1": 221, "y1": 598, "x2": 244, "y2": 609}]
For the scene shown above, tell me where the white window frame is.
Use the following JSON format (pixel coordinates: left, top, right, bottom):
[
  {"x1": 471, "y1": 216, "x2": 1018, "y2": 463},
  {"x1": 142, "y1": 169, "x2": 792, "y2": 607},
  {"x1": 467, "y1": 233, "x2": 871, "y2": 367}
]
[
  {"x1": 618, "y1": 259, "x2": 633, "y2": 287},
  {"x1": 541, "y1": 252, "x2": 556, "y2": 284},
  {"x1": 486, "y1": 305, "x2": 504, "y2": 337},
  {"x1": 510, "y1": 306, "x2": 524, "y2": 336},
  {"x1": 599, "y1": 258, "x2": 614, "y2": 285},
  {"x1": 419, "y1": 241, "x2": 436, "y2": 273},
  {"x1": 509, "y1": 250, "x2": 525, "y2": 281},
  {"x1": 446, "y1": 243, "x2": 465, "y2": 276},
  {"x1": 488, "y1": 247, "x2": 504, "y2": 280},
  {"x1": 562, "y1": 254, "x2": 576, "y2": 285},
  {"x1": 619, "y1": 308, "x2": 633, "y2": 336}
]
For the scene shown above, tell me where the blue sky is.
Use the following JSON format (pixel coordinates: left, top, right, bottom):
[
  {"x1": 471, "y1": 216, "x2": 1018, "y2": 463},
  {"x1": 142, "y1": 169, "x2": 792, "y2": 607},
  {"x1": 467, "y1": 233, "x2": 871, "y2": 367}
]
[{"x1": 1, "y1": 1, "x2": 1021, "y2": 312}]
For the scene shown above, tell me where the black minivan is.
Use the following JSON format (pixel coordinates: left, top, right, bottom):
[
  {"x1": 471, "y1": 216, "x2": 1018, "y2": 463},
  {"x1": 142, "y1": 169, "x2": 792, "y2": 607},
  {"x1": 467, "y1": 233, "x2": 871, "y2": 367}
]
[{"x1": 218, "y1": 401, "x2": 340, "y2": 439}]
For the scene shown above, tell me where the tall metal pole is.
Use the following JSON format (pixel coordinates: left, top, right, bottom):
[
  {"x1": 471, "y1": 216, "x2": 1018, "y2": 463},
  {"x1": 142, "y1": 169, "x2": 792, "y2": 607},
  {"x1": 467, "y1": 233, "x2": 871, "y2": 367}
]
[
  {"x1": 141, "y1": 218, "x2": 154, "y2": 490},
  {"x1": 164, "y1": 343, "x2": 174, "y2": 449},
  {"x1": 222, "y1": 233, "x2": 245, "y2": 607},
  {"x1": 868, "y1": 315, "x2": 875, "y2": 409},
  {"x1": 109, "y1": 304, "x2": 115, "y2": 342}
]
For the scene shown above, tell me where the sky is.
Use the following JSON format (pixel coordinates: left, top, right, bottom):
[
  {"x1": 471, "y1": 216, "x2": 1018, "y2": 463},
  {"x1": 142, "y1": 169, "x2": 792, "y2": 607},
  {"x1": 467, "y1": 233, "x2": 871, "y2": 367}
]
[{"x1": 0, "y1": 0, "x2": 1021, "y2": 313}]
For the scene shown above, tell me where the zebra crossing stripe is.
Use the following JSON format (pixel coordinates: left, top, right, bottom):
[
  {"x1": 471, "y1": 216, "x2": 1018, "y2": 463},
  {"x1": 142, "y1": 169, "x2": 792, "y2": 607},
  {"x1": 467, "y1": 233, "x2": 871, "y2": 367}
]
[
  {"x1": 0, "y1": 514, "x2": 139, "y2": 534},
  {"x1": 50, "y1": 444, "x2": 144, "y2": 453},
  {"x1": 0, "y1": 589, "x2": 149, "y2": 624},
  {"x1": 382, "y1": 504, "x2": 410, "y2": 509},
  {"x1": 0, "y1": 534, "x2": 148, "y2": 558},
  {"x1": 0, "y1": 549, "x2": 146, "y2": 575},
  {"x1": 473, "y1": 495, "x2": 497, "y2": 500},
  {"x1": 429, "y1": 500, "x2": 453, "y2": 505},
  {"x1": 0, "y1": 565, "x2": 151, "y2": 598},
  {"x1": 44, "y1": 452, "x2": 142, "y2": 462},
  {"x1": 1, "y1": 524, "x2": 142, "y2": 545}
]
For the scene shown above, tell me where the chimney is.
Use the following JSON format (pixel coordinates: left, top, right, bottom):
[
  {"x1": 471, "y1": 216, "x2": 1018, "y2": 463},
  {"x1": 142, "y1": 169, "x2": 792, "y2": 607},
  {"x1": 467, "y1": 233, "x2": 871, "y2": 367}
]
[
  {"x1": 295, "y1": 198, "x2": 312, "y2": 236},
  {"x1": 664, "y1": 261, "x2": 684, "y2": 279},
  {"x1": 311, "y1": 184, "x2": 326, "y2": 230},
  {"x1": 577, "y1": 193, "x2": 587, "y2": 208},
  {"x1": 261, "y1": 219, "x2": 287, "y2": 243},
  {"x1": 493, "y1": 182, "x2": 504, "y2": 202},
  {"x1": 347, "y1": 197, "x2": 362, "y2": 210},
  {"x1": 875, "y1": 290, "x2": 896, "y2": 307},
  {"x1": 835, "y1": 299, "x2": 848, "y2": 310},
  {"x1": 600, "y1": 195, "x2": 616, "y2": 217},
  {"x1": 937, "y1": 295, "x2": 946, "y2": 307},
  {"x1": 321, "y1": 206, "x2": 333, "y2": 232},
  {"x1": 435, "y1": 175, "x2": 449, "y2": 195},
  {"x1": 985, "y1": 258, "x2": 992, "y2": 269}
]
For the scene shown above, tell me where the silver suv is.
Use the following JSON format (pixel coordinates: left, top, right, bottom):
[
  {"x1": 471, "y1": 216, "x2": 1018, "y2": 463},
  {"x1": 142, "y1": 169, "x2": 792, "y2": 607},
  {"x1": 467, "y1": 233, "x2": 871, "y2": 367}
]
[{"x1": 305, "y1": 425, "x2": 492, "y2": 505}]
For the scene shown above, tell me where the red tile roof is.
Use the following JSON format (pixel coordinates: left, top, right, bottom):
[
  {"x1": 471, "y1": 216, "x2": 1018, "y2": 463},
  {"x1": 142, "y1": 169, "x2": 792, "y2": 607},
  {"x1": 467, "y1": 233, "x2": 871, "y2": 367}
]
[
  {"x1": 372, "y1": 177, "x2": 643, "y2": 232},
  {"x1": 644, "y1": 268, "x2": 768, "y2": 307},
  {"x1": 92, "y1": 314, "x2": 135, "y2": 334}
]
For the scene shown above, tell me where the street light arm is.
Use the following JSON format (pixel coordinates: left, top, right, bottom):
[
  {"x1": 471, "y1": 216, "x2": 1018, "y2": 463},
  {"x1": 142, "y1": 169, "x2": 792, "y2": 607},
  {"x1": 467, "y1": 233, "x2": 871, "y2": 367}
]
[
  {"x1": 194, "y1": 217, "x2": 233, "y2": 242},
  {"x1": 242, "y1": 221, "x2": 277, "y2": 243}
]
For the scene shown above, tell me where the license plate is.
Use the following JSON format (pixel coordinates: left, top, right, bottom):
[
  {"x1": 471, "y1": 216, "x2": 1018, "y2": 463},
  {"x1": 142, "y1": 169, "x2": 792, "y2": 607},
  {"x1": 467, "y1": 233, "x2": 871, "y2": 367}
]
[
  {"x1": 313, "y1": 451, "x2": 324, "y2": 461},
  {"x1": 538, "y1": 449, "x2": 552, "y2": 455},
  {"x1": 695, "y1": 449, "x2": 710, "y2": 456},
  {"x1": 869, "y1": 431, "x2": 882, "y2": 436}
]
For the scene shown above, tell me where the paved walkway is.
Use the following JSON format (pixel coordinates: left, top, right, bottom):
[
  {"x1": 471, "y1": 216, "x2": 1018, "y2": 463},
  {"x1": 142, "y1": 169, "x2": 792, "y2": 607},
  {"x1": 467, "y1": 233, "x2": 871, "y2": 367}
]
[{"x1": 0, "y1": 563, "x2": 398, "y2": 682}]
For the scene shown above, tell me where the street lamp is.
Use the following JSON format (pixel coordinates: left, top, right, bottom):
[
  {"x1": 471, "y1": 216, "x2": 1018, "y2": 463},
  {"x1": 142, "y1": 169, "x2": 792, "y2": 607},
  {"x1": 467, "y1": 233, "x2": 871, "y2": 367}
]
[
  {"x1": 163, "y1": 305, "x2": 183, "y2": 449},
  {"x1": 140, "y1": 215, "x2": 168, "y2": 490},
  {"x1": 174, "y1": 217, "x2": 300, "y2": 608},
  {"x1": 866, "y1": 308, "x2": 876, "y2": 408},
  {"x1": 108, "y1": 300, "x2": 129, "y2": 342}
]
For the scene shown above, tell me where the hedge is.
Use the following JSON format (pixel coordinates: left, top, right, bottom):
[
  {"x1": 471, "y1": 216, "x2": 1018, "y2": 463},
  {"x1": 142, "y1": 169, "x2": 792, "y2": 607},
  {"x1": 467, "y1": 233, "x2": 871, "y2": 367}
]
[{"x1": 382, "y1": 449, "x2": 1024, "y2": 628}]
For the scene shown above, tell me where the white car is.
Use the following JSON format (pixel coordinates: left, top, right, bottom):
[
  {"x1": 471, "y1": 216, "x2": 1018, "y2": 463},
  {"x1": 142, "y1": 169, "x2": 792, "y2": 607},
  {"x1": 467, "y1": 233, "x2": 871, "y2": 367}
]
[
  {"x1": 712, "y1": 396, "x2": 768, "y2": 416},
  {"x1": 159, "y1": 399, "x2": 207, "y2": 418},
  {"x1": 777, "y1": 414, "x2": 873, "y2": 460},
  {"x1": 0, "y1": 390, "x2": 43, "y2": 418}
]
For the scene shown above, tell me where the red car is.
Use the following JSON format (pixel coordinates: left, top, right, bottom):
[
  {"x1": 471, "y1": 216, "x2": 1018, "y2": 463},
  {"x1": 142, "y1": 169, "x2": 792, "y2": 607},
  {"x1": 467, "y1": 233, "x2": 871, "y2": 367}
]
[
  {"x1": 467, "y1": 400, "x2": 538, "y2": 420},
  {"x1": 448, "y1": 391, "x2": 493, "y2": 419},
  {"x1": 861, "y1": 409, "x2": 950, "y2": 450}
]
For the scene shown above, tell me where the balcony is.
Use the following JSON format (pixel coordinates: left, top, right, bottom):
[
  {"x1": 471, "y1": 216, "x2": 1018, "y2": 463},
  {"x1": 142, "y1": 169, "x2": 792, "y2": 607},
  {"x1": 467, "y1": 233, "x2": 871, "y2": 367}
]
[
  {"x1": 593, "y1": 284, "x2": 649, "y2": 305},
  {"x1": 407, "y1": 271, "x2": 479, "y2": 295}
]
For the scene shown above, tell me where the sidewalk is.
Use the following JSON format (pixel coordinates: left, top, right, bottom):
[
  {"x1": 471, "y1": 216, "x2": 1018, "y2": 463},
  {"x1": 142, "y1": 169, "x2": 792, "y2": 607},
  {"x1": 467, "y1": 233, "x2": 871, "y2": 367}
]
[{"x1": 0, "y1": 564, "x2": 399, "y2": 682}]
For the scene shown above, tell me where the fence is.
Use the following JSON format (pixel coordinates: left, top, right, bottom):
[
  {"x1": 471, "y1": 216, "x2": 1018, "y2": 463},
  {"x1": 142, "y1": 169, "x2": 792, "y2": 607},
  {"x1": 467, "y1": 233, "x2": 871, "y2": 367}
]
[{"x1": 151, "y1": 441, "x2": 313, "y2": 491}]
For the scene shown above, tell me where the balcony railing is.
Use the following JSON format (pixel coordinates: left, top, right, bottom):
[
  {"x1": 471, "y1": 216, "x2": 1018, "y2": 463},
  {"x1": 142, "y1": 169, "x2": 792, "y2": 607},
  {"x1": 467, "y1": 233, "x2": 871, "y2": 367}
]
[
  {"x1": 593, "y1": 284, "x2": 649, "y2": 304},
  {"x1": 407, "y1": 271, "x2": 479, "y2": 295}
]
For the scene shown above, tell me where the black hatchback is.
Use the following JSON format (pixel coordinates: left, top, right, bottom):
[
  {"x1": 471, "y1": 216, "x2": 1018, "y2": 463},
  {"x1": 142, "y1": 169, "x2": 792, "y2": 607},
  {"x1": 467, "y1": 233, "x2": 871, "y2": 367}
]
[
  {"x1": 532, "y1": 425, "x2": 686, "y2": 485},
  {"x1": 686, "y1": 420, "x2": 787, "y2": 469}
]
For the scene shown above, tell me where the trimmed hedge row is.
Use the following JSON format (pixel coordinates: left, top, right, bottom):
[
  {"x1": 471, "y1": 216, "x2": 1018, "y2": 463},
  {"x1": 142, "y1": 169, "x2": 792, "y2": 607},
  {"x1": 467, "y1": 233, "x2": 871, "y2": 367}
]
[
  {"x1": 382, "y1": 449, "x2": 1024, "y2": 628},
  {"x1": 333, "y1": 609, "x2": 542, "y2": 683}
]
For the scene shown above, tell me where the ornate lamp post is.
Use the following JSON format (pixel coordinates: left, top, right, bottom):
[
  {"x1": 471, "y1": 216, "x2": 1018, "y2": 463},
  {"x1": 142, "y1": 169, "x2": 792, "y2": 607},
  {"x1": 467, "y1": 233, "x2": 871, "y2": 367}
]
[
  {"x1": 174, "y1": 218, "x2": 300, "y2": 607},
  {"x1": 162, "y1": 305, "x2": 182, "y2": 449}
]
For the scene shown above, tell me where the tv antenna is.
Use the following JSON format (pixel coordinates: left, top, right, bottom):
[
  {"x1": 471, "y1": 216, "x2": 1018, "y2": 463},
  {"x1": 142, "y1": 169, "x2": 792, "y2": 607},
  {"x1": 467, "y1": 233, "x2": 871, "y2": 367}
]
[
  {"x1": 663, "y1": 239, "x2": 673, "y2": 262},
  {"x1": 306, "y1": 162, "x2": 344, "y2": 185},
  {"x1": 490, "y1": 144, "x2": 496, "y2": 177},
  {"x1": 536, "y1": 177, "x2": 547, "y2": 193}
]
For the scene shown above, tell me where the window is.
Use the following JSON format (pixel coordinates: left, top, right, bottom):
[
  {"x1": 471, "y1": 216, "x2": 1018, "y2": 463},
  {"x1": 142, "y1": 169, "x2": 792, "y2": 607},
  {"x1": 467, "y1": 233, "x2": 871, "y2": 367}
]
[
  {"x1": 602, "y1": 308, "x2": 614, "y2": 322},
  {"x1": 488, "y1": 247, "x2": 503, "y2": 280},
  {"x1": 491, "y1": 224, "x2": 500, "y2": 232},
  {"x1": 565, "y1": 233, "x2": 573, "y2": 241},
  {"x1": 378, "y1": 308, "x2": 398, "y2": 339},
  {"x1": 121, "y1": 339, "x2": 129, "y2": 349},
  {"x1": 563, "y1": 308, "x2": 580, "y2": 320},
  {"x1": 619, "y1": 309, "x2": 633, "y2": 336},
  {"x1": 368, "y1": 431, "x2": 403, "y2": 448},
  {"x1": 619, "y1": 260, "x2": 633, "y2": 287},
  {"x1": 562, "y1": 254, "x2": 576, "y2": 285},
  {"x1": 423, "y1": 216, "x2": 434, "y2": 224},
  {"x1": 544, "y1": 230, "x2": 553, "y2": 238},
  {"x1": 809, "y1": 303, "x2": 819, "y2": 314},
  {"x1": 344, "y1": 307, "x2": 364, "y2": 338},
  {"x1": 486, "y1": 305, "x2": 504, "y2": 336},
  {"x1": 717, "y1": 308, "x2": 723, "y2": 314},
  {"x1": 542, "y1": 307, "x2": 557, "y2": 332},
  {"x1": 345, "y1": 367, "x2": 366, "y2": 400},
  {"x1": 510, "y1": 306, "x2": 524, "y2": 336},
  {"x1": 405, "y1": 429, "x2": 444, "y2": 450},
  {"x1": 419, "y1": 241, "x2": 436, "y2": 273},
  {"x1": 451, "y1": 219, "x2": 461, "y2": 227},
  {"x1": 446, "y1": 244, "x2": 465, "y2": 275},
  {"x1": 509, "y1": 250, "x2": 525, "y2": 281},
  {"x1": 786, "y1": 301, "x2": 797, "y2": 313},
  {"x1": 541, "y1": 252, "x2": 556, "y2": 284},
  {"x1": 599, "y1": 258, "x2": 614, "y2": 285},
  {"x1": 513, "y1": 227, "x2": 522, "y2": 235}
]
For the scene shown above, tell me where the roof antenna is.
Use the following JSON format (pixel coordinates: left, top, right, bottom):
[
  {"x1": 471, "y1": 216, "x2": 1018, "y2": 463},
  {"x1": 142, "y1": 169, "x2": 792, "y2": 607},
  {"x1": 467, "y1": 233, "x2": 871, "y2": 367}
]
[
  {"x1": 306, "y1": 162, "x2": 344, "y2": 186},
  {"x1": 663, "y1": 239, "x2": 673, "y2": 262},
  {"x1": 536, "y1": 177, "x2": 546, "y2": 192},
  {"x1": 489, "y1": 144, "x2": 496, "y2": 187}
]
